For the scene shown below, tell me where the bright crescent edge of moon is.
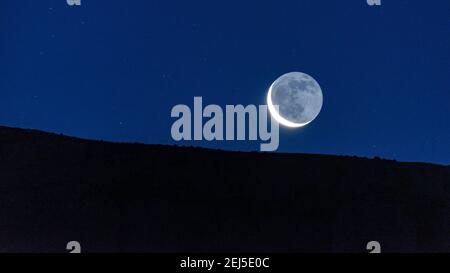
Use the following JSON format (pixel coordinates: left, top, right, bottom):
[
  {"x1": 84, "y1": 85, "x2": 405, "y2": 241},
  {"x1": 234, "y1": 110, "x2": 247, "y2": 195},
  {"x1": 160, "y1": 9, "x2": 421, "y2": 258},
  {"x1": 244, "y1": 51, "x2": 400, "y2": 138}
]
[{"x1": 267, "y1": 83, "x2": 312, "y2": 128}]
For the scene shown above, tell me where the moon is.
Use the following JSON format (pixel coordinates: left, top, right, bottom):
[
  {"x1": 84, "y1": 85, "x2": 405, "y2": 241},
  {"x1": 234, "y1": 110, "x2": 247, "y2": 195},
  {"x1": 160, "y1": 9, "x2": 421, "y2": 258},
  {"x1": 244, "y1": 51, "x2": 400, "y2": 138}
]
[{"x1": 267, "y1": 72, "x2": 323, "y2": 128}]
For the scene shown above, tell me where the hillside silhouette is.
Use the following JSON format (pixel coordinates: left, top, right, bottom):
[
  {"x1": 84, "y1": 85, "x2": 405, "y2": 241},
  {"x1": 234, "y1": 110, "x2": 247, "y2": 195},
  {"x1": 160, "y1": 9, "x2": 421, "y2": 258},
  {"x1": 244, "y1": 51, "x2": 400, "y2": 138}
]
[{"x1": 0, "y1": 125, "x2": 449, "y2": 253}]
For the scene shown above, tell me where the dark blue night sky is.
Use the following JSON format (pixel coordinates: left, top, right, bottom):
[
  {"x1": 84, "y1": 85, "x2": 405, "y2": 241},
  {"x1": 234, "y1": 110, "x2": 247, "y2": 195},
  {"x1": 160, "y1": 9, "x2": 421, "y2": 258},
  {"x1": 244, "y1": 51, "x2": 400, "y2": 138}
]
[{"x1": 1, "y1": 0, "x2": 449, "y2": 164}]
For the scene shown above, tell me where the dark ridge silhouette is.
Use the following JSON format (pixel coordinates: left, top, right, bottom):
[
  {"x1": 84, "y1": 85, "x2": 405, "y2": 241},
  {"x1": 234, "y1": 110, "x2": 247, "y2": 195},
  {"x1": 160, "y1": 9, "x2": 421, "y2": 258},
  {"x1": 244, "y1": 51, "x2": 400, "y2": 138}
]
[{"x1": 0, "y1": 125, "x2": 449, "y2": 253}]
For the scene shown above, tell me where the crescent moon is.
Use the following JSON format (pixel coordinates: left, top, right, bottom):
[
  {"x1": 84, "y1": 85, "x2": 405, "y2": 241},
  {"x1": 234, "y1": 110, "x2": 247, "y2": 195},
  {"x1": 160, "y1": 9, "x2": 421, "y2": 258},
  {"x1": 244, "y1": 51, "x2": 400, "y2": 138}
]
[{"x1": 267, "y1": 83, "x2": 311, "y2": 128}]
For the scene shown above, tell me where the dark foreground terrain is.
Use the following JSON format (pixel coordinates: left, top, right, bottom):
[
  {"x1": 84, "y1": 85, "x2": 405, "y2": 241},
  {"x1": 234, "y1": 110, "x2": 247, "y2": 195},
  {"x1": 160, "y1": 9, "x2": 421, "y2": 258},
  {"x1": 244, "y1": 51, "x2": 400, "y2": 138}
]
[{"x1": 0, "y1": 126, "x2": 449, "y2": 252}]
